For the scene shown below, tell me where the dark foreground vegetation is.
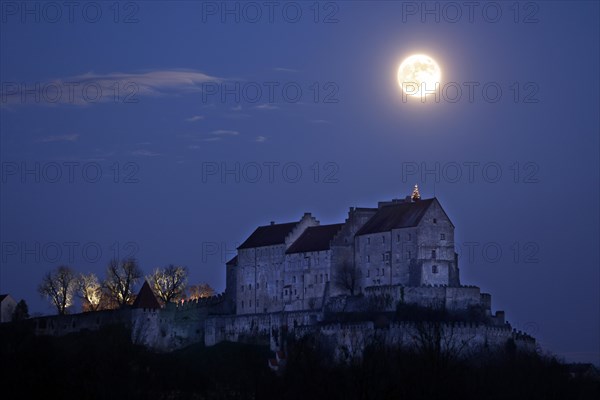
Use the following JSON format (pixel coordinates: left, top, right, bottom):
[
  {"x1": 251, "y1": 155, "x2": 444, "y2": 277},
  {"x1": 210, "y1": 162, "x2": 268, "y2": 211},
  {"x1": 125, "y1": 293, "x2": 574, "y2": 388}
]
[{"x1": 1, "y1": 322, "x2": 598, "y2": 400}]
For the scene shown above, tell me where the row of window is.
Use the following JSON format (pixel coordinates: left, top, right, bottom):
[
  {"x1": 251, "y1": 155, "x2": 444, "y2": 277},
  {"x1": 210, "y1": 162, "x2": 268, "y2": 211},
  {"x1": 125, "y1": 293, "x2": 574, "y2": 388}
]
[
  {"x1": 366, "y1": 232, "x2": 446, "y2": 245},
  {"x1": 240, "y1": 274, "x2": 329, "y2": 293},
  {"x1": 364, "y1": 249, "x2": 438, "y2": 263},
  {"x1": 366, "y1": 264, "x2": 440, "y2": 277}
]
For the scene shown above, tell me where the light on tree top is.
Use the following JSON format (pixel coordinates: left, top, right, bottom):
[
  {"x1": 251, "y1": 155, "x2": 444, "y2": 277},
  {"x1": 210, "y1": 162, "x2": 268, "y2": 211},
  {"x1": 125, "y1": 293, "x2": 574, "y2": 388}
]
[{"x1": 411, "y1": 184, "x2": 421, "y2": 201}]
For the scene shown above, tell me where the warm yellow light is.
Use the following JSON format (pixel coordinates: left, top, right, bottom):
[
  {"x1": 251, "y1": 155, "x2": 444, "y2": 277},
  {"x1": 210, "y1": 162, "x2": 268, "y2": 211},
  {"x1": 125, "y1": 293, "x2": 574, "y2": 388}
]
[{"x1": 397, "y1": 54, "x2": 442, "y2": 99}]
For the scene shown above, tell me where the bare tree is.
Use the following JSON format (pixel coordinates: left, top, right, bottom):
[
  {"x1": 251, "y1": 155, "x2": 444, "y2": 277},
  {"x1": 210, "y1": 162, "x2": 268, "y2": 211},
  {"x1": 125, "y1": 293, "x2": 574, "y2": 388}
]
[
  {"x1": 412, "y1": 321, "x2": 475, "y2": 368},
  {"x1": 38, "y1": 265, "x2": 77, "y2": 315},
  {"x1": 334, "y1": 261, "x2": 360, "y2": 296},
  {"x1": 12, "y1": 299, "x2": 29, "y2": 321},
  {"x1": 77, "y1": 272, "x2": 102, "y2": 312},
  {"x1": 104, "y1": 258, "x2": 142, "y2": 307},
  {"x1": 187, "y1": 283, "x2": 215, "y2": 300},
  {"x1": 147, "y1": 264, "x2": 188, "y2": 304}
]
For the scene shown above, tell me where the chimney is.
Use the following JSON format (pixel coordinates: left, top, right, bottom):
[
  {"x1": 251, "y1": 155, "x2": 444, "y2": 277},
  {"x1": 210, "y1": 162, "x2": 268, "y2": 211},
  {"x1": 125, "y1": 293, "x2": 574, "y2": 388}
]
[{"x1": 270, "y1": 221, "x2": 275, "y2": 225}]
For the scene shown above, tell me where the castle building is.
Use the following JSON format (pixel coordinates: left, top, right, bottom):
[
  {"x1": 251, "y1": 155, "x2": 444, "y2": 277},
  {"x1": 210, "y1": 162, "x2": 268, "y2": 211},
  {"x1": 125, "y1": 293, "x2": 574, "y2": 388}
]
[
  {"x1": 229, "y1": 189, "x2": 461, "y2": 316},
  {"x1": 30, "y1": 189, "x2": 533, "y2": 357}
]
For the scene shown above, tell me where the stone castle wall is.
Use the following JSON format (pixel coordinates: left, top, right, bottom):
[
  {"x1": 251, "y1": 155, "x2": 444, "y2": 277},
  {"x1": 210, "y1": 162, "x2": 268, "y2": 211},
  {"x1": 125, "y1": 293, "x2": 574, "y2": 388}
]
[
  {"x1": 204, "y1": 310, "x2": 323, "y2": 349},
  {"x1": 292, "y1": 321, "x2": 535, "y2": 363}
]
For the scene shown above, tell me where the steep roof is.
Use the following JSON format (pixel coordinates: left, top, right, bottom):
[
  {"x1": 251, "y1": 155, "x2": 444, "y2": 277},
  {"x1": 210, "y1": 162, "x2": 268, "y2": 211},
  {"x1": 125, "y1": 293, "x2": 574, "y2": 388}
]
[
  {"x1": 0, "y1": 294, "x2": 7, "y2": 302},
  {"x1": 286, "y1": 224, "x2": 344, "y2": 254},
  {"x1": 238, "y1": 221, "x2": 298, "y2": 249},
  {"x1": 132, "y1": 281, "x2": 161, "y2": 309},
  {"x1": 355, "y1": 198, "x2": 435, "y2": 235},
  {"x1": 226, "y1": 255, "x2": 238, "y2": 266}
]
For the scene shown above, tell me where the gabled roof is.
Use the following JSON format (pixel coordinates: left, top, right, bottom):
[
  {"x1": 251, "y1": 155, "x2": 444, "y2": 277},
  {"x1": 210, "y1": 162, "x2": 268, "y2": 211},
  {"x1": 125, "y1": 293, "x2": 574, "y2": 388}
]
[
  {"x1": 238, "y1": 221, "x2": 298, "y2": 249},
  {"x1": 355, "y1": 198, "x2": 435, "y2": 235},
  {"x1": 0, "y1": 294, "x2": 8, "y2": 302},
  {"x1": 226, "y1": 255, "x2": 238, "y2": 266},
  {"x1": 132, "y1": 281, "x2": 161, "y2": 309},
  {"x1": 286, "y1": 224, "x2": 344, "y2": 254}
]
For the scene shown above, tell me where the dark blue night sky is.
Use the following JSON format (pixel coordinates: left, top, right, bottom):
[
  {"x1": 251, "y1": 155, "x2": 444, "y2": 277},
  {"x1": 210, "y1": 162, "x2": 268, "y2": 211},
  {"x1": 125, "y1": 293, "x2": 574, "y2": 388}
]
[{"x1": 1, "y1": 1, "x2": 598, "y2": 364}]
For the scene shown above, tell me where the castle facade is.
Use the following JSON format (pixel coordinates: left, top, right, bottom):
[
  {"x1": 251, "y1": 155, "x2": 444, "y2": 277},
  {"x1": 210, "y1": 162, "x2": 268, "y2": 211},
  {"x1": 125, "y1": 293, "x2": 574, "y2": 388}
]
[{"x1": 229, "y1": 191, "x2": 460, "y2": 315}]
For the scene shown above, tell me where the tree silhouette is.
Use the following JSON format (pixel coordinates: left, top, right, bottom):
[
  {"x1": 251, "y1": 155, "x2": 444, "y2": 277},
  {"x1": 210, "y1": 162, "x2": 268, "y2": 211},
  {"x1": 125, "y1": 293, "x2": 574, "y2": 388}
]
[
  {"x1": 38, "y1": 265, "x2": 77, "y2": 315},
  {"x1": 104, "y1": 258, "x2": 142, "y2": 307},
  {"x1": 12, "y1": 299, "x2": 29, "y2": 321},
  {"x1": 334, "y1": 261, "x2": 361, "y2": 296},
  {"x1": 77, "y1": 272, "x2": 103, "y2": 312},
  {"x1": 147, "y1": 264, "x2": 188, "y2": 304},
  {"x1": 187, "y1": 283, "x2": 215, "y2": 300}
]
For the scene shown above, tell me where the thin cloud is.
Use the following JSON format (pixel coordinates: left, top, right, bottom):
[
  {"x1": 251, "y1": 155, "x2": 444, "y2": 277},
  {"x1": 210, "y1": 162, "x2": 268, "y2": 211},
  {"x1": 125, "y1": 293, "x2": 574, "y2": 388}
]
[
  {"x1": 186, "y1": 115, "x2": 205, "y2": 122},
  {"x1": 255, "y1": 136, "x2": 267, "y2": 143},
  {"x1": 201, "y1": 137, "x2": 222, "y2": 142},
  {"x1": 131, "y1": 149, "x2": 161, "y2": 157},
  {"x1": 211, "y1": 130, "x2": 239, "y2": 136},
  {"x1": 2, "y1": 69, "x2": 221, "y2": 106},
  {"x1": 255, "y1": 104, "x2": 279, "y2": 110},
  {"x1": 39, "y1": 134, "x2": 79, "y2": 143},
  {"x1": 273, "y1": 67, "x2": 299, "y2": 73}
]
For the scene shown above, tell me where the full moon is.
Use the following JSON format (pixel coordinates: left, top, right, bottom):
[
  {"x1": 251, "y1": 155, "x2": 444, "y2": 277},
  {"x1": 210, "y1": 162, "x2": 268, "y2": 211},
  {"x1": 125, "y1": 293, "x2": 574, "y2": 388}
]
[{"x1": 397, "y1": 54, "x2": 442, "y2": 98}]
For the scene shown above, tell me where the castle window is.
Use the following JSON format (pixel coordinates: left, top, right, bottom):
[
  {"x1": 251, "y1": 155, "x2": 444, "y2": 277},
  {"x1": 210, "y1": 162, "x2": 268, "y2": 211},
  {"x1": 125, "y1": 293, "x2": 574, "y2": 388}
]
[
  {"x1": 367, "y1": 237, "x2": 371, "y2": 244},
  {"x1": 241, "y1": 285, "x2": 244, "y2": 292},
  {"x1": 241, "y1": 301, "x2": 244, "y2": 309},
  {"x1": 407, "y1": 251, "x2": 411, "y2": 259},
  {"x1": 408, "y1": 233, "x2": 412, "y2": 240},
  {"x1": 367, "y1": 255, "x2": 370, "y2": 262},
  {"x1": 249, "y1": 284, "x2": 252, "y2": 290},
  {"x1": 384, "y1": 253, "x2": 390, "y2": 261},
  {"x1": 440, "y1": 233, "x2": 445, "y2": 240},
  {"x1": 432, "y1": 250, "x2": 437, "y2": 259},
  {"x1": 367, "y1": 269, "x2": 370, "y2": 277},
  {"x1": 256, "y1": 300, "x2": 259, "y2": 307},
  {"x1": 433, "y1": 218, "x2": 437, "y2": 224},
  {"x1": 256, "y1": 283, "x2": 260, "y2": 290},
  {"x1": 293, "y1": 276, "x2": 296, "y2": 283},
  {"x1": 397, "y1": 234, "x2": 400, "y2": 242},
  {"x1": 315, "y1": 275, "x2": 318, "y2": 284},
  {"x1": 432, "y1": 265, "x2": 438, "y2": 274},
  {"x1": 382, "y1": 253, "x2": 385, "y2": 261},
  {"x1": 326, "y1": 273, "x2": 329, "y2": 281},
  {"x1": 249, "y1": 300, "x2": 252, "y2": 307},
  {"x1": 320, "y1": 274, "x2": 323, "y2": 283},
  {"x1": 382, "y1": 236, "x2": 385, "y2": 243}
]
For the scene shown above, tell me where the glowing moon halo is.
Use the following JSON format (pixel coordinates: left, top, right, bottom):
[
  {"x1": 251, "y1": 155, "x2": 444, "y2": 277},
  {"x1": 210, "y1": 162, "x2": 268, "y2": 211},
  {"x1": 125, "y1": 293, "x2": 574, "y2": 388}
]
[{"x1": 397, "y1": 54, "x2": 442, "y2": 98}]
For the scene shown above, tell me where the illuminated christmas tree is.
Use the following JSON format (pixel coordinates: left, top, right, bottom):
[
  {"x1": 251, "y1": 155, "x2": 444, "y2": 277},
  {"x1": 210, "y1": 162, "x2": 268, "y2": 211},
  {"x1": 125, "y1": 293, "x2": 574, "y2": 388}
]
[{"x1": 411, "y1": 184, "x2": 421, "y2": 201}]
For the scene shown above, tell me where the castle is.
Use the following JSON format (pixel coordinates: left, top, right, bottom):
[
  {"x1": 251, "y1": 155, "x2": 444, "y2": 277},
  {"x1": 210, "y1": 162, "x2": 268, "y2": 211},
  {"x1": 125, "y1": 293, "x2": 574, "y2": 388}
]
[
  {"x1": 228, "y1": 186, "x2": 460, "y2": 316},
  {"x1": 30, "y1": 188, "x2": 535, "y2": 362}
]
